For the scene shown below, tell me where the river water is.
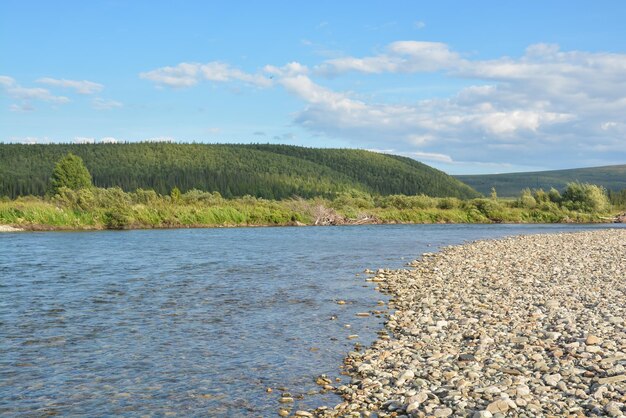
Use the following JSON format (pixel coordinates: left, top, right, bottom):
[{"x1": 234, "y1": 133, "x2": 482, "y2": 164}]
[{"x1": 1, "y1": 223, "x2": 624, "y2": 416}]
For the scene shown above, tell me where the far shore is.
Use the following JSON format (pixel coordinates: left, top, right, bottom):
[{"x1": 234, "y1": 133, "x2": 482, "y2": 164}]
[{"x1": 1, "y1": 217, "x2": 623, "y2": 233}]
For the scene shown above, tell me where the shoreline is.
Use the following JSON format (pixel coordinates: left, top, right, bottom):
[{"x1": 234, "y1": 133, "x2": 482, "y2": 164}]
[
  {"x1": 310, "y1": 229, "x2": 626, "y2": 417},
  {"x1": 0, "y1": 218, "x2": 622, "y2": 233}
]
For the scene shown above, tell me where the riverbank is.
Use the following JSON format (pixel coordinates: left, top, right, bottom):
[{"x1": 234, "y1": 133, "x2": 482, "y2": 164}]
[
  {"x1": 310, "y1": 229, "x2": 626, "y2": 417},
  {"x1": 1, "y1": 196, "x2": 622, "y2": 231}
]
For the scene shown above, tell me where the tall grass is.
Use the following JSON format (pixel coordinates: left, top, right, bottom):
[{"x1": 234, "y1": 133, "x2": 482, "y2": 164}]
[{"x1": 0, "y1": 185, "x2": 617, "y2": 230}]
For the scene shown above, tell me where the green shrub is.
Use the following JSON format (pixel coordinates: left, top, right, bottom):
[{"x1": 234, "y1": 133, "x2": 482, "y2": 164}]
[
  {"x1": 548, "y1": 187, "x2": 562, "y2": 203},
  {"x1": 517, "y1": 188, "x2": 537, "y2": 209},
  {"x1": 132, "y1": 188, "x2": 160, "y2": 204},
  {"x1": 102, "y1": 207, "x2": 132, "y2": 229},
  {"x1": 437, "y1": 197, "x2": 461, "y2": 210},
  {"x1": 561, "y1": 182, "x2": 609, "y2": 213}
]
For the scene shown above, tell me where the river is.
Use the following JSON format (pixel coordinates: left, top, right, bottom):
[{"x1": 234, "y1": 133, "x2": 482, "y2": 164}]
[{"x1": 1, "y1": 223, "x2": 624, "y2": 416}]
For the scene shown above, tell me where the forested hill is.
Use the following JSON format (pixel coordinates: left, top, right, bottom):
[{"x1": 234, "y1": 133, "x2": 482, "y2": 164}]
[
  {"x1": 0, "y1": 143, "x2": 480, "y2": 199},
  {"x1": 456, "y1": 164, "x2": 626, "y2": 197}
]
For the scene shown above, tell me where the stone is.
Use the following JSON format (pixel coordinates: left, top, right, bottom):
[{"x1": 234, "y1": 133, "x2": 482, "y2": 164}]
[
  {"x1": 408, "y1": 390, "x2": 428, "y2": 405},
  {"x1": 543, "y1": 373, "x2": 562, "y2": 387},
  {"x1": 308, "y1": 230, "x2": 626, "y2": 418},
  {"x1": 598, "y1": 374, "x2": 626, "y2": 385},
  {"x1": 395, "y1": 369, "x2": 415, "y2": 386},
  {"x1": 586, "y1": 335, "x2": 601, "y2": 345},
  {"x1": 515, "y1": 384, "x2": 531, "y2": 397},
  {"x1": 433, "y1": 407, "x2": 453, "y2": 417},
  {"x1": 486, "y1": 400, "x2": 510, "y2": 414}
]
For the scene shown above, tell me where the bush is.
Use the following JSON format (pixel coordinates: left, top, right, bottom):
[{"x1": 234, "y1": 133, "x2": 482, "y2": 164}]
[
  {"x1": 437, "y1": 197, "x2": 461, "y2": 210},
  {"x1": 561, "y1": 182, "x2": 609, "y2": 213},
  {"x1": 102, "y1": 205, "x2": 133, "y2": 229},
  {"x1": 379, "y1": 194, "x2": 436, "y2": 210},
  {"x1": 182, "y1": 189, "x2": 223, "y2": 205},
  {"x1": 332, "y1": 191, "x2": 374, "y2": 209},
  {"x1": 465, "y1": 198, "x2": 506, "y2": 221},
  {"x1": 132, "y1": 188, "x2": 159, "y2": 204},
  {"x1": 517, "y1": 188, "x2": 537, "y2": 209},
  {"x1": 533, "y1": 189, "x2": 550, "y2": 204},
  {"x1": 93, "y1": 187, "x2": 132, "y2": 208},
  {"x1": 548, "y1": 188, "x2": 562, "y2": 203}
]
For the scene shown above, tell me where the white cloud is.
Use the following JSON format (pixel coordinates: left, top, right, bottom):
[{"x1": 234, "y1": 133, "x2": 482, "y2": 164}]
[
  {"x1": 414, "y1": 21, "x2": 426, "y2": 29},
  {"x1": 92, "y1": 98, "x2": 123, "y2": 110},
  {"x1": 0, "y1": 75, "x2": 15, "y2": 87},
  {"x1": 140, "y1": 62, "x2": 272, "y2": 88},
  {"x1": 409, "y1": 151, "x2": 453, "y2": 163},
  {"x1": 137, "y1": 41, "x2": 626, "y2": 170},
  {"x1": 36, "y1": 78, "x2": 103, "y2": 94},
  {"x1": 0, "y1": 75, "x2": 70, "y2": 106},
  {"x1": 316, "y1": 41, "x2": 461, "y2": 75},
  {"x1": 8, "y1": 136, "x2": 52, "y2": 144}
]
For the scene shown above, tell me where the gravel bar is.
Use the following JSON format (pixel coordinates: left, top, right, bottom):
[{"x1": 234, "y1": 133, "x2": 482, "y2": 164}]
[{"x1": 312, "y1": 230, "x2": 626, "y2": 417}]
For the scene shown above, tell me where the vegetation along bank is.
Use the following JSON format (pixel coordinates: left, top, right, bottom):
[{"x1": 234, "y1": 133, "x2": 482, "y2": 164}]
[{"x1": 0, "y1": 146, "x2": 624, "y2": 230}]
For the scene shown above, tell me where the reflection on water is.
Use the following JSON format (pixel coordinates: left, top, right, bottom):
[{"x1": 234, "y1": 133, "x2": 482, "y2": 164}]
[{"x1": 1, "y1": 223, "x2": 623, "y2": 416}]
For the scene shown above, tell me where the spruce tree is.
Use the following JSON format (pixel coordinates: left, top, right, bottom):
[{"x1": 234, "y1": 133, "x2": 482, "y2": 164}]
[{"x1": 50, "y1": 153, "x2": 92, "y2": 194}]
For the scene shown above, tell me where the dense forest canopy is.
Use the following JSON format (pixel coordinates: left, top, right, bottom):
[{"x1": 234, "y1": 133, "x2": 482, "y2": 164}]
[
  {"x1": 0, "y1": 143, "x2": 480, "y2": 199},
  {"x1": 456, "y1": 164, "x2": 626, "y2": 197}
]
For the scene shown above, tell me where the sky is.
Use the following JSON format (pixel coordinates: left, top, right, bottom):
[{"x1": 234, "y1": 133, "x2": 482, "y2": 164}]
[{"x1": 1, "y1": 1, "x2": 625, "y2": 174}]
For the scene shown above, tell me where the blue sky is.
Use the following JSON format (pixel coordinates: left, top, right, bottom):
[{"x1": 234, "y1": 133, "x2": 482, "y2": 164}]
[{"x1": 1, "y1": 1, "x2": 625, "y2": 174}]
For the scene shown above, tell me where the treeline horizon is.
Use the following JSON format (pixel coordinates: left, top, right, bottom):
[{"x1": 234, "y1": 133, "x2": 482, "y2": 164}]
[{"x1": 0, "y1": 143, "x2": 480, "y2": 200}]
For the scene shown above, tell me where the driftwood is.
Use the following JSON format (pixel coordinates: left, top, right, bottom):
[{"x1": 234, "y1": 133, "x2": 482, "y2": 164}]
[
  {"x1": 601, "y1": 213, "x2": 626, "y2": 223},
  {"x1": 312, "y1": 205, "x2": 380, "y2": 226}
]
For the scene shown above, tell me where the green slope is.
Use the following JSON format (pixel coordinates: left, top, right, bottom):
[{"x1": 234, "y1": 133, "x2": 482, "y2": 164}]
[
  {"x1": 0, "y1": 143, "x2": 480, "y2": 199},
  {"x1": 456, "y1": 164, "x2": 626, "y2": 197}
]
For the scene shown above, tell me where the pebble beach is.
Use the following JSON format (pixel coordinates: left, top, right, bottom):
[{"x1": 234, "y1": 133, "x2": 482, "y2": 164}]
[{"x1": 309, "y1": 229, "x2": 626, "y2": 417}]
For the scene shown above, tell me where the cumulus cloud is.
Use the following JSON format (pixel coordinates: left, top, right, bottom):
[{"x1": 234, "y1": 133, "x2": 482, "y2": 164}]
[
  {"x1": 0, "y1": 75, "x2": 70, "y2": 107},
  {"x1": 139, "y1": 41, "x2": 626, "y2": 170},
  {"x1": 140, "y1": 61, "x2": 272, "y2": 88},
  {"x1": 36, "y1": 78, "x2": 103, "y2": 94}
]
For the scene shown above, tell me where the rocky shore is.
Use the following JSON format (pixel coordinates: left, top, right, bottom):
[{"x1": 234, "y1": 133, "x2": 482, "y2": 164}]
[{"x1": 312, "y1": 229, "x2": 626, "y2": 417}]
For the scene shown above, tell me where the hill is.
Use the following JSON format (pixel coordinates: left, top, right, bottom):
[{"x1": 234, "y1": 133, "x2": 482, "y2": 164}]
[
  {"x1": 0, "y1": 143, "x2": 479, "y2": 199},
  {"x1": 456, "y1": 164, "x2": 626, "y2": 197}
]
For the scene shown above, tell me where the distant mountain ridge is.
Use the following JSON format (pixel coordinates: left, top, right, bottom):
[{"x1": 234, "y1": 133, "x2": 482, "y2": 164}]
[
  {"x1": 0, "y1": 143, "x2": 480, "y2": 199},
  {"x1": 456, "y1": 164, "x2": 626, "y2": 197}
]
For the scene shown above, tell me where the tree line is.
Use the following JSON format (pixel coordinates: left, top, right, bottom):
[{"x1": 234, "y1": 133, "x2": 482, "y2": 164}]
[{"x1": 0, "y1": 143, "x2": 480, "y2": 199}]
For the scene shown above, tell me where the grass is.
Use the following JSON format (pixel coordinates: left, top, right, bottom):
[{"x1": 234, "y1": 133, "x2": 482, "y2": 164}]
[{"x1": 0, "y1": 187, "x2": 620, "y2": 231}]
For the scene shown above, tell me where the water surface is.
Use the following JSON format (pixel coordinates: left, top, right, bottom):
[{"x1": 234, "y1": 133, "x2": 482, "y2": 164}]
[{"x1": 1, "y1": 223, "x2": 623, "y2": 416}]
